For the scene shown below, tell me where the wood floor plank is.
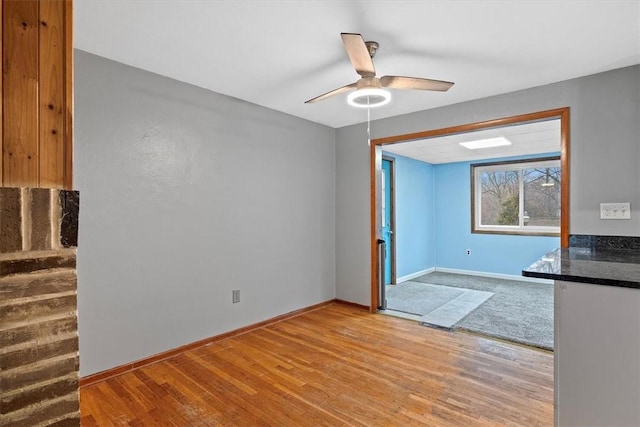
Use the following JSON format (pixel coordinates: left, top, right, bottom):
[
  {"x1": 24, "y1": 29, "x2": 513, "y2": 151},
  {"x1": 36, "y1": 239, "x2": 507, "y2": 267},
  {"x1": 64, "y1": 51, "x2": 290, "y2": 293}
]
[{"x1": 80, "y1": 303, "x2": 553, "y2": 426}]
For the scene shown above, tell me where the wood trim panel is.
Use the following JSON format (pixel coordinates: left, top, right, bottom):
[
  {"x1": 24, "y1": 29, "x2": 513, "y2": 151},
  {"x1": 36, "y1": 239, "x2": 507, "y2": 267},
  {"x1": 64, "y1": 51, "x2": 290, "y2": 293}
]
[
  {"x1": 372, "y1": 108, "x2": 571, "y2": 146},
  {"x1": 559, "y1": 108, "x2": 570, "y2": 247},
  {"x1": 472, "y1": 230, "x2": 561, "y2": 237},
  {"x1": 469, "y1": 161, "x2": 475, "y2": 239},
  {"x1": 1, "y1": 2, "x2": 3, "y2": 184},
  {"x1": 38, "y1": 0, "x2": 64, "y2": 187},
  {"x1": 1, "y1": 0, "x2": 73, "y2": 188},
  {"x1": 334, "y1": 299, "x2": 370, "y2": 311},
  {"x1": 3, "y1": 0, "x2": 40, "y2": 186},
  {"x1": 79, "y1": 299, "x2": 343, "y2": 387},
  {"x1": 369, "y1": 107, "x2": 571, "y2": 311},
  {"x1": 63, "y1": 0, "x2": 72, "y2": 190},
  {"x1": 369, "y1": 142, "x2": 379, "y2": 311}
]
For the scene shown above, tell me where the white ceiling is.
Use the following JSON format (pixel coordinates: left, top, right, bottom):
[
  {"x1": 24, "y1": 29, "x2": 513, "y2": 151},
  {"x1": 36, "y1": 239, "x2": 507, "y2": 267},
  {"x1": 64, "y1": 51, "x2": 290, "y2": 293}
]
[
  {"x1": 382, "y1": 118, "x2": 560, "y2": 164},
  {"x1": 74, "y1": 1, "x2": 640, "y2": 129}
]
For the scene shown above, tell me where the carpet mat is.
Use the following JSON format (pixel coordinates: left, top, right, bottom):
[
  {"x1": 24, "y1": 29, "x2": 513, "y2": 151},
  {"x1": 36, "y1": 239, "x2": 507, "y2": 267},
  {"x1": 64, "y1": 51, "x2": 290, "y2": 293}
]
[{"x1": 385, "y1": 281, "x2": 493, "y2": 329}]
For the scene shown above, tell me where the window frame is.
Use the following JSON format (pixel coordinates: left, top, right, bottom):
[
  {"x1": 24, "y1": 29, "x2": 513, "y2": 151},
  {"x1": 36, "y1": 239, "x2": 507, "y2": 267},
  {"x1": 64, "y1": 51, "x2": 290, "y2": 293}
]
[{"x1": 471, "y1": 156, "x2": 561, "y2": 237}]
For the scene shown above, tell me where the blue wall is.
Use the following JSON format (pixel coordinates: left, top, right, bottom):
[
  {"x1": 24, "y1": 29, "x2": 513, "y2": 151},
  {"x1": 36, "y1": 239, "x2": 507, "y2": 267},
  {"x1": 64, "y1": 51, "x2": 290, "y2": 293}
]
[
  {"x1": 434, "y1": 153, "x2": 560, "y2": 276},
  {"x1": 385, "y1": 154, "x2": 435, "y2": 278},
  {"x1": 384, "y1": 151, "x2": 560, "y2": 278}
]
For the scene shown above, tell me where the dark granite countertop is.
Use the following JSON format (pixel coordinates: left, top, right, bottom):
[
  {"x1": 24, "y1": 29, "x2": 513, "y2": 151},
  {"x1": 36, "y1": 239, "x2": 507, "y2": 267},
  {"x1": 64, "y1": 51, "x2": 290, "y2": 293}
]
[{"x1": 523, "y1": 247, "x2": 640, "y2": 289}]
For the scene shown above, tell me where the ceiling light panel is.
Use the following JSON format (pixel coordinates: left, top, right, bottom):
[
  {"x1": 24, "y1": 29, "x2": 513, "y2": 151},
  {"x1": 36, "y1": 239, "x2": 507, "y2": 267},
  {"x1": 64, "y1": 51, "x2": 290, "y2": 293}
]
[{"x1": 459, "y1": 137, "x2": 512, "y2": 150}]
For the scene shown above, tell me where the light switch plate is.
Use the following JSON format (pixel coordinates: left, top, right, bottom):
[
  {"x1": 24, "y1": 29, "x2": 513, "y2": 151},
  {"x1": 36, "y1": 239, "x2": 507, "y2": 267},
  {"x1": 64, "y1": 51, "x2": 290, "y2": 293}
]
[{"x1": 600, "y1": 203, "x2": 631, "y2": 220}]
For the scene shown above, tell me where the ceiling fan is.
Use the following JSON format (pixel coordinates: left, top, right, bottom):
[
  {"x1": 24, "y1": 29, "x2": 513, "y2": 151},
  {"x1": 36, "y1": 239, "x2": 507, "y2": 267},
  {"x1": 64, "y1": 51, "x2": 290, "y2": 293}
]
[{"x1": 305, "y1": 33, "x2": 454, "y2": 108}]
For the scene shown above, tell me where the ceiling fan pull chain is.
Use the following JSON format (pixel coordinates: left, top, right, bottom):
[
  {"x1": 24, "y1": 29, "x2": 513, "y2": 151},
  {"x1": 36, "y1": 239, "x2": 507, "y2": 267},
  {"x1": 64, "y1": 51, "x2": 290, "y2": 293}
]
[{"x1": 367, "y1": 103, "x2": 371, "y2": 147}]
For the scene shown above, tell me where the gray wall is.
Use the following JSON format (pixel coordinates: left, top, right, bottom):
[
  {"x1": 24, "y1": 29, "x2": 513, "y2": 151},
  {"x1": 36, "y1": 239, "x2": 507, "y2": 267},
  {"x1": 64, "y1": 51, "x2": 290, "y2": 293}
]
[
  {"x1": 75, "y1": 50, "x2": 336, "y2": 376},
  {"x1": 335, "y1": 124, "x2": 372, "y2": 303},
  {"x1": 336, "y1": 65, "x2": 640, "y2": 305},
  {"x1": 555, "y1": 280, "x2": 640, "y2": 426}
]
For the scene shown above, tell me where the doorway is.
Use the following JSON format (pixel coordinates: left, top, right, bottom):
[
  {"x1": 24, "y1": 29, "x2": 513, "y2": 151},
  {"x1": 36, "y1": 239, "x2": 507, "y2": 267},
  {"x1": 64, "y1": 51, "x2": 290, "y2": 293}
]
[
  {"x1": 369, "y1": 108, "x2": 570, "y2": 312},
  {"x1": 381, "y1": 156, "x2": 396, "y2": 285}
]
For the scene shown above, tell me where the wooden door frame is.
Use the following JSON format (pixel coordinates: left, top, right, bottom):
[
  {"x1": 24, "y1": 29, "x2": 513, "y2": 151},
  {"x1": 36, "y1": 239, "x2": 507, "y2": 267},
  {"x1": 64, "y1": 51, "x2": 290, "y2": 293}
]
[
  {"x1": 369, "y1": 107, "x2": 570, "y2": 311},
  {"x1": 381, "y1": 155, "x2": 397, "y2": 285}
]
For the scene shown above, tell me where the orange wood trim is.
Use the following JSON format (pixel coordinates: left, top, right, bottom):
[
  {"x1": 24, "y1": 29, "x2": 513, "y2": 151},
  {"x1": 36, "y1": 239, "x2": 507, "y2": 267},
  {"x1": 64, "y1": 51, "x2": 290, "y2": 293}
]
[
  {"x1": 472, "y1": 230, "x2": 561, "y2": 237},
  {"x1": 63, "y1": 0, "x2": 72, "y2": 190},
  {"x1": 79, "y1": 299, "x2": 338, "y2": 388},
  {"x1": 369, "y1": 107, "x2": 571, "y2": 308},
  {"x1": 372, "y1": 108, "x2": 571, "y2": 146},
  {"x1": 369, "y1": 142, "x2": 378, "y2": 312},
  {"x1": 470, "y1": 160, "x2": 476, "y2": 234},
  {"x1": 560, "y1": 108, "x2": 570, "y2": 247},
  {"x1": 334, "y1": 299, "x2": 370, "y2": 311}
]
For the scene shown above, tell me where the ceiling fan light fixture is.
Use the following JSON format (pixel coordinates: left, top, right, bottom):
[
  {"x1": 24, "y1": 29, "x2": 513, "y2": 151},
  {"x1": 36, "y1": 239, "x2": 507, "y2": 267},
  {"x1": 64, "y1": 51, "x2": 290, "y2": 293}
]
[{"x1": 347, "y1": 88, "x2": 391, "y2": 108}]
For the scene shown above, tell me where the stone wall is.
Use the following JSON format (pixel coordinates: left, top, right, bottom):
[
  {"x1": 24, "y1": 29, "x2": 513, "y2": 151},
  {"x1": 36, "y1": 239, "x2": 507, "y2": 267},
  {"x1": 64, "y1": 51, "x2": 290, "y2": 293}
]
[{"x1": 1, "y1": 188, "x2": 79, "y2": 426}]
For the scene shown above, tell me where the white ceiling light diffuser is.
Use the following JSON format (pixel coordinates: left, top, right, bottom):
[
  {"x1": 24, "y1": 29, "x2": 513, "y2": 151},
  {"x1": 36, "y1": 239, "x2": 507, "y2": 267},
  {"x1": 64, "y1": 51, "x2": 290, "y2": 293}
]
[
  {"x1": 459, "y1": 136, "x2": 512, "y2": 150},
  {"x1": 347, "y1": 88, "x2": 391, "y2": 108}
]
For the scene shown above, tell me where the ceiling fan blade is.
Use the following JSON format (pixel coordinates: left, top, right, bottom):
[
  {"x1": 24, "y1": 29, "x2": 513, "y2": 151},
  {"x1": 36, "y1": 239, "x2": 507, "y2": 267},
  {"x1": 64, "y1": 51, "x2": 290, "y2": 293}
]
[
  {"x1": 381, "y1": 75, "x2": 454, "y2": 92},
  {"x1": 341, "y1": 33, "x2": 375, "y2": 77},
  {"x1": 305, "y1": 83, "x2": 357, "y2": 104}
]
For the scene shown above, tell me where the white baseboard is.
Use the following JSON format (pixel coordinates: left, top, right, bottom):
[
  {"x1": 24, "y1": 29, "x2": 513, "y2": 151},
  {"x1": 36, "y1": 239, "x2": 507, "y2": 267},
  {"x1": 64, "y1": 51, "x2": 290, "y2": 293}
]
[
  {"x1": 396, "y1": 267, "x2": 435, "y2": 283},
  {"x1": 434, "y1": 267, "x2": 553, "y2": 284}
]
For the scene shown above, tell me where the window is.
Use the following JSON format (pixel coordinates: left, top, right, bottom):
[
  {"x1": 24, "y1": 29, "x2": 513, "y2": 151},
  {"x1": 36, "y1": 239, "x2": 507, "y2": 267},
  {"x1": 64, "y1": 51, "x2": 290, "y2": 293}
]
[{"x1": 471, "y1": 157, "x2": 560, "y2": 236}]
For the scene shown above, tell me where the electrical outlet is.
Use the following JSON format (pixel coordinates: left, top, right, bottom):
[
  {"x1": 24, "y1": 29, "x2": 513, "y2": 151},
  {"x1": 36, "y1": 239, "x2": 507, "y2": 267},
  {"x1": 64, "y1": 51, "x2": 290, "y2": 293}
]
[
  {"x1": 466, "y1": 249, "x2": 471, "y2": 256},
  {"x1": 232, "y1": 290, "x2": 240, "y2": 303},
  {"x1": 600, "y1": 203, "x2": 631, "y2": 220}
]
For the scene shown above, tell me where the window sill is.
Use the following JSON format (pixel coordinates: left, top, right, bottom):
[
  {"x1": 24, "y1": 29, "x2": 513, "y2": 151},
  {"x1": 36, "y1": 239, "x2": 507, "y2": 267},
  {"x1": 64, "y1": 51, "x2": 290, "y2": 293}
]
[{"x1": 472, "y1": 228, "x2": 560, "y2": 237}]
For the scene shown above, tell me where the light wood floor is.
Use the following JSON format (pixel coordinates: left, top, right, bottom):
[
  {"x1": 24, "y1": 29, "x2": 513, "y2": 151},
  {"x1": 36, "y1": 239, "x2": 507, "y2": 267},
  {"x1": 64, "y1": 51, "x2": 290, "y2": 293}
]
[{"x1": 80, "y1": 303, "x2": 553, "y2": 426}]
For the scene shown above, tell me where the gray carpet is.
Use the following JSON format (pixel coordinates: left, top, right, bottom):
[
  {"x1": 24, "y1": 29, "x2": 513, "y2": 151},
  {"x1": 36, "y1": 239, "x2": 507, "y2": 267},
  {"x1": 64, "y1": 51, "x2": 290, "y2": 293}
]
[
  {"x1": 414, "y1": 272, "x2": 553, "y2": 350},
  {"x1": 385, "y1": 281, "x2": 494, "y2": 328}
]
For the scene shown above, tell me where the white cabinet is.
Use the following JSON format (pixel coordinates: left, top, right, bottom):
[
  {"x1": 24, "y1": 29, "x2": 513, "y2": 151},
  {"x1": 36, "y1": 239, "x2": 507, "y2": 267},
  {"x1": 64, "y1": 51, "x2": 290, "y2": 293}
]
[{"x1": 555, "y1": 280, "x2": 640, "y2": 426}]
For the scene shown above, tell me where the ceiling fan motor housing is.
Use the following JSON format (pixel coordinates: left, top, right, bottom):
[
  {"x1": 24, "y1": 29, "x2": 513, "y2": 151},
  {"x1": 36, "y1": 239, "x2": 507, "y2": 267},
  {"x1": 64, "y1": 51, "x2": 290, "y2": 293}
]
[
  {"x1": 365, "y1": 41, "x2": 379, "y2": 58},
  {"x1": 356, "y1": 76, "x2": 382, "y2": 89}
]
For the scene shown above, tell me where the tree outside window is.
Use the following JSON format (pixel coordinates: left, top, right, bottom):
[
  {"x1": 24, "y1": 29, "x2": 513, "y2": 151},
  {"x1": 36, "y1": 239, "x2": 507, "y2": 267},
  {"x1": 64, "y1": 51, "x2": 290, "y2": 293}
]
[{"x1": 472, "y1": 157, "x2": 560, "y2": 235}]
